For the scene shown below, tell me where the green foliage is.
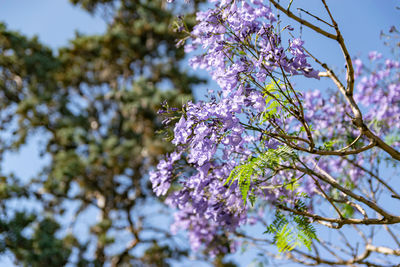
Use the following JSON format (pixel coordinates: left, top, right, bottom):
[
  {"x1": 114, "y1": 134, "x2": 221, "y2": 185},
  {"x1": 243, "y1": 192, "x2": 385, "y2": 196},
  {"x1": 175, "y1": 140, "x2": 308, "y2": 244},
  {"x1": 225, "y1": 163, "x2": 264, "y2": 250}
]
[
  {"x1": 385, "y1": 133, "x2": 400, "y2": 146},
  {"x1": 259, "y1": 178, "x2": 318, "y2": 253},
  {"x1": 225, "y1": 157, "x2": 256, "y2": 206},
  {"x1": 322, "y1": 140, "x2": 339, "y2": 151},
  {"x1": 0, "y1": 0, "x2": 214, "y2": 266},
  {"x1": 341, "y1": 203, "x2": 355, "y2": 218},
  {"x1": 225, "y1": 146, "x2": 297, "y2": 206},
  {"x1": 258, "y1": 81, "x2": 284, "y2": 123},
  {"x1": 0, "y1": 213, "x2": 75, "y2": 267},
  {"x1": 265, "y1": 204, "x2": 317, "y2": 253}
]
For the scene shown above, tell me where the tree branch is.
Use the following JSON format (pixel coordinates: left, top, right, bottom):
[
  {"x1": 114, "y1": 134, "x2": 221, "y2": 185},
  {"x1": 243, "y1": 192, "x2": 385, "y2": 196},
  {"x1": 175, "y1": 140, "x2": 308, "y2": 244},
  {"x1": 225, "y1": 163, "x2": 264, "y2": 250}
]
[{"x1": 269, "y1": 0, "x2": 336, "y2": 39}]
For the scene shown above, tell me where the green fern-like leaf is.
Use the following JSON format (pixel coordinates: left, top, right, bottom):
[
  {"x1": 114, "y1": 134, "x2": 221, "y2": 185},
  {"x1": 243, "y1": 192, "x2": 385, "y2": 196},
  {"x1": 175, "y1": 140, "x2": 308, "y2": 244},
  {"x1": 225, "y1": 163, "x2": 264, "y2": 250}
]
[
  {"x1": 238, "y1": 165, "x2": 252, "y2": 205},
  {"x1": 225, "y1": 146, "x2": 298, "y2": 206},
  {"x1": 265, "y1": 206, "x2": 318, "y2": 253}
]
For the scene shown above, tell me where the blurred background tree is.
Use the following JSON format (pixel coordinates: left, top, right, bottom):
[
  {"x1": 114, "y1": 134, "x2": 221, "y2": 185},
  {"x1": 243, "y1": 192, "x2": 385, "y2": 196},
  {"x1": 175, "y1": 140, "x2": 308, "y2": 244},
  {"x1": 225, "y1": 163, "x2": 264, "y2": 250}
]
[{"x1": 0, "y1": 0, "x2": 239, "y2": 266}]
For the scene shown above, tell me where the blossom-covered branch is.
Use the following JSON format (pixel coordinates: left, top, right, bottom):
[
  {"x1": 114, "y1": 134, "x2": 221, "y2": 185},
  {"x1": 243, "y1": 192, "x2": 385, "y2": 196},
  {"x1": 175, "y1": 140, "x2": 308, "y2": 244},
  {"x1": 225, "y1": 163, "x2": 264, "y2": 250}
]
[{"x1": 152, "y1": 0, "x2": 400, "y2": 264}]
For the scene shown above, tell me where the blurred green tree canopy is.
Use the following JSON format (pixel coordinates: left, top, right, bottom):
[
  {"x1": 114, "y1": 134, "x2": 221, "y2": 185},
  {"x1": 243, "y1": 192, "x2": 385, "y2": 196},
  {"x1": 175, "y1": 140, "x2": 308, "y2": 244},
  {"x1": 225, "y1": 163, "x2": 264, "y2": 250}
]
[{"x1": 0, "y1": 1, "x2": 236, "y2": 266}]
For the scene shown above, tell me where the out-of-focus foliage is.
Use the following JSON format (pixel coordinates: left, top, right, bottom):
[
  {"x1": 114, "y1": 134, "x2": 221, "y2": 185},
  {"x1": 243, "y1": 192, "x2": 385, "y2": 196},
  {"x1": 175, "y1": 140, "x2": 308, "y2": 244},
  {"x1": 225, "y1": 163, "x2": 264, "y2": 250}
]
[
  {"x1": 0, "y1": 0, "x2": 231, "y2": 266},
  {"x1": 0, "y1": 213, "x2": 74, "y2": 267}
]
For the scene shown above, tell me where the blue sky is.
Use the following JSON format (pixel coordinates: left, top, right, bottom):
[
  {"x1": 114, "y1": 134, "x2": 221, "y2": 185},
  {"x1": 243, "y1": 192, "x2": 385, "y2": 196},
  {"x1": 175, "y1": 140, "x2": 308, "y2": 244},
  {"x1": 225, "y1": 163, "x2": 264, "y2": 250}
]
[
  {"x1": 0, "y1": 0, "x2": 399, "y2": 266},
  {"x1": 0, "y1": 0, "x2": 106, "y2": 49},
  {"x1": 0, "y1": 0, "x2": 106, "y2": 181}
]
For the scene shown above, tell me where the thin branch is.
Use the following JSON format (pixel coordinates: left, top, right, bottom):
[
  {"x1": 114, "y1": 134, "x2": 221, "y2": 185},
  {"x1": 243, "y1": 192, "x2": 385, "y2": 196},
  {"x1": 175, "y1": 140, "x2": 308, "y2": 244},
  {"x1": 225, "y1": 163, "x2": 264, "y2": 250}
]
[
  {"x1": 312, "y1": 177, "x2": 344, "y2": 219},
  {"x1": 317, "y1": 238, "x2": 344, "y2": 261},
  {"x1": 277, "y1": 203, "x2": 400, "y2": 228},
  {"x1": 269, "y1": 0, "x2": 336, "y2": 39},
  {"x1": 345, "y1": 158, "x2": 400, "y2": 198},
  {"x1": 289, "y1": 140, "x2": 376, "y2": 157},
  {"x1": 294, "y1": 163, "x2": 400, "y2": 221},
  {"x1": 384, "y1": 225, "x2": 400, "y2": 247},
  {"x1": 338, "y1": 133, "x2": 362, "y2": 152},
  {"x1": 297, "y1": 8, "x2": 334, "y2": 27},
  {"x1": 320, "y1": 0, "x2": 355, "y2": 95},
  {"x1": 366, "y1": 244, "x2": 400, "y2": 256},
  {"x1": 345, "y1": 200, "x2": 368, "y2": 219},
  {"x1": 301, "y1": 10, "x2": 400, "y2": 161}
]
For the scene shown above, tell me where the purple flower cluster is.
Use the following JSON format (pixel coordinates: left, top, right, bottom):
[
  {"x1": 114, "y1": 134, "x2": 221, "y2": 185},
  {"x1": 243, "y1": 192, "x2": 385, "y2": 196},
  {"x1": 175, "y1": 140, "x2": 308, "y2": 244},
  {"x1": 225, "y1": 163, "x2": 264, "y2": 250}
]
[
  {"x1": 186, "y1": 0, "x2": 319, "y2": 95},
  {"x1": 152, "y1": 0, "x2": 400, "y2": 256},
  {"x1": 150, "y1": 95, "x2": 258, "y2": 254},
  {"x1": 150, "y1": 0, "x2": 323, "y2": 254},
  {"x1": 150, "y1": 151, "x2": 181, "y2": 196},
  {"x1": 354, "y1": 52, "x2": 400, "y2": 137}
]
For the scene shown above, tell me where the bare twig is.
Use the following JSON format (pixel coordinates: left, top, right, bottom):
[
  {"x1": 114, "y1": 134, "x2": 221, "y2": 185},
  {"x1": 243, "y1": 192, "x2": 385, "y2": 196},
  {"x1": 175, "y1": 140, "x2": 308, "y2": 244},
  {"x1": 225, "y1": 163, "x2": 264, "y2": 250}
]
[
  {"x1": 297, "y1": 8, "x2": 334, "y2": 27},
  {"x1": 345, "y1": 158, "x2": 400, "y2": 198},
  {"x1": 320, "y1": 0, "x2": 355, "y2": 94},
  {"x1": 338, "y1": 133, "x2": 362, "y2": 152},
  {"x1": 269, "y1": 0, "x2": 336, "y2": 39}
]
